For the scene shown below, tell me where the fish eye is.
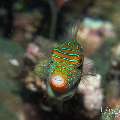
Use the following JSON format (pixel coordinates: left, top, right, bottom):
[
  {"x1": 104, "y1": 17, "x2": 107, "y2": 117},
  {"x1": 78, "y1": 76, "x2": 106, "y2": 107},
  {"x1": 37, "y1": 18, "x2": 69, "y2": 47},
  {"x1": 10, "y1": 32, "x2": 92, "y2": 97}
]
[
  {"x1": 48, "y1": 60, "x2": 54, "y2": 68},
  {"x1": 49, "y1": 60, "x2": 54, "y2": 64},
  {"x1": 51, "y1": 60, "x2": 54, "y2": 64},
  {"x1": 77, "y1": 56, "x2": 84, "y2": 68},
  {"x1": 77, "y1": 65, "x2": 81, "y2": 70},
  {"x1": 76, "y1": 60, "x2": 83, "y2": 69}
]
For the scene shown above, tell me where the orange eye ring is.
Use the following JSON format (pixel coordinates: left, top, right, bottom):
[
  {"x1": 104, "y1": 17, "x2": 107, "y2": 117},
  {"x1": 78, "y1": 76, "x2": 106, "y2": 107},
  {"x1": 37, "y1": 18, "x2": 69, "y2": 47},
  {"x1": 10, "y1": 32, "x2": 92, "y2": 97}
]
[{"x1": 50, "y1": 75, "x2": 68, "y2": 93}]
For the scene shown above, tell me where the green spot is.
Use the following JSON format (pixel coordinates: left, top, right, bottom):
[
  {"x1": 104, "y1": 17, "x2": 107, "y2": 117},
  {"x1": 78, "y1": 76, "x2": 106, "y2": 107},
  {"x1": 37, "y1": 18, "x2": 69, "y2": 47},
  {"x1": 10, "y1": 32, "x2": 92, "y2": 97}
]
[
  {"x1": 61, "y1": 47, "x2": 71, "y2": 50},
  {"x1": 68, "y1": 53, "x2": 79, "y2": 57},
  {"x1": 69, "y1": 59, "x2": 78, "y2": 62},
  {"x1": 63, "y1": 58, "x2": 69, "y2": 60},
  {"x1": 53, "y1": 54, "x2": 61, "y2": 58}
]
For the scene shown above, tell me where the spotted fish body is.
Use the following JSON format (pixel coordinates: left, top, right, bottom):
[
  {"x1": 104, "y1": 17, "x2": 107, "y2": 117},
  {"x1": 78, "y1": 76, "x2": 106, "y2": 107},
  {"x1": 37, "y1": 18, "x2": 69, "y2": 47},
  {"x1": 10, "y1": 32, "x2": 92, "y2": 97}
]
[{"x1": 47, "y1": 39, "x2": 84, "y2": 100}]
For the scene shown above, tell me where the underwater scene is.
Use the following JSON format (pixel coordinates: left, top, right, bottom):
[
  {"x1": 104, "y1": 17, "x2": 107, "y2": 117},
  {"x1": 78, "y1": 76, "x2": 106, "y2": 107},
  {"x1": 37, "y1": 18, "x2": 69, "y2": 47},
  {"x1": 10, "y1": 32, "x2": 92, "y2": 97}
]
[{"x1": 0, "y1": 0, "x2": 120, "y2": 120}]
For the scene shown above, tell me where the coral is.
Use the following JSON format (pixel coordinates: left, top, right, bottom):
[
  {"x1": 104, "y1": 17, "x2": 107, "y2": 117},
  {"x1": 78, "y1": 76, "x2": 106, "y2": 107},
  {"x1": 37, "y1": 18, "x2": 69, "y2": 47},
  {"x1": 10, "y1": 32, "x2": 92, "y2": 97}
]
[
  {"x1": 102, "y1": 107, "x2": 120, "y2": 120},
  {"x1": 78, "y1": 74, "x2": 103, "y2": 111}
]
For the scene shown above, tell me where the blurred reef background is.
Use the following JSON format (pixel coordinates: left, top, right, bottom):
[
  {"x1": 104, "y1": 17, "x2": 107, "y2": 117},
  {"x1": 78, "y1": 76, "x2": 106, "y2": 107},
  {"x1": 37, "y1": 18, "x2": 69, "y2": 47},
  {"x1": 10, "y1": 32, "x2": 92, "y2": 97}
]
[{"x1": 0, "y1": 0, "x2": 120, "y2": 120}]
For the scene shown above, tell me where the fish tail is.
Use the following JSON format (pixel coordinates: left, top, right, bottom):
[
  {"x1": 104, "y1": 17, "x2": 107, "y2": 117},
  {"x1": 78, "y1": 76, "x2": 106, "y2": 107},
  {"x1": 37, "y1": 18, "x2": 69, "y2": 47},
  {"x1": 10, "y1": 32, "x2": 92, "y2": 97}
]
[{"x1": 71, "y1": 22, "x2": 87, "y2": 49}]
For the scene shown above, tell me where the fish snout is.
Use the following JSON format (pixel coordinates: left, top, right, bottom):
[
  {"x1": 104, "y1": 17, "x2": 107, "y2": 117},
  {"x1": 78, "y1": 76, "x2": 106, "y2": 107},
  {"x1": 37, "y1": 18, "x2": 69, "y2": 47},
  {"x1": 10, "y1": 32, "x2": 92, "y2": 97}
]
[{"x1": 50, "y1": 75, "x2": 68, "y2": 93}]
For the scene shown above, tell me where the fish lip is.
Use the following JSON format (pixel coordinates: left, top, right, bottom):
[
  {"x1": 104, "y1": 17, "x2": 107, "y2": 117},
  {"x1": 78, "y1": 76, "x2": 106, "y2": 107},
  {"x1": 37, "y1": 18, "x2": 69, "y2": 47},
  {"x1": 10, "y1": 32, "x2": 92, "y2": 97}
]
[{"x1": 47, "y1": 84, "x2": 76, "y2": 101}]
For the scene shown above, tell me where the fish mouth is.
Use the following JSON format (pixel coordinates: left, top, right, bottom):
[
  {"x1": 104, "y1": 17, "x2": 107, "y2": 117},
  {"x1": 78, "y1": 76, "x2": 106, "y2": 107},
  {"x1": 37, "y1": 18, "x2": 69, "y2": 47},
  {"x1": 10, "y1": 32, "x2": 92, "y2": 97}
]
[{"x1": 49, "y1": 75, "x2": 68, "y2": 93}]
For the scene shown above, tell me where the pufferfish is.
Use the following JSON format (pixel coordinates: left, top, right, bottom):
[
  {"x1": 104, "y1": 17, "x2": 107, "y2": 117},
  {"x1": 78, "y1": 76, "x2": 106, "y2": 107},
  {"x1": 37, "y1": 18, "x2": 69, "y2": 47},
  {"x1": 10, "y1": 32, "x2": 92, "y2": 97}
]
[{"x1": 47, "y1": 39, "x2": 84, "y2": 100}]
